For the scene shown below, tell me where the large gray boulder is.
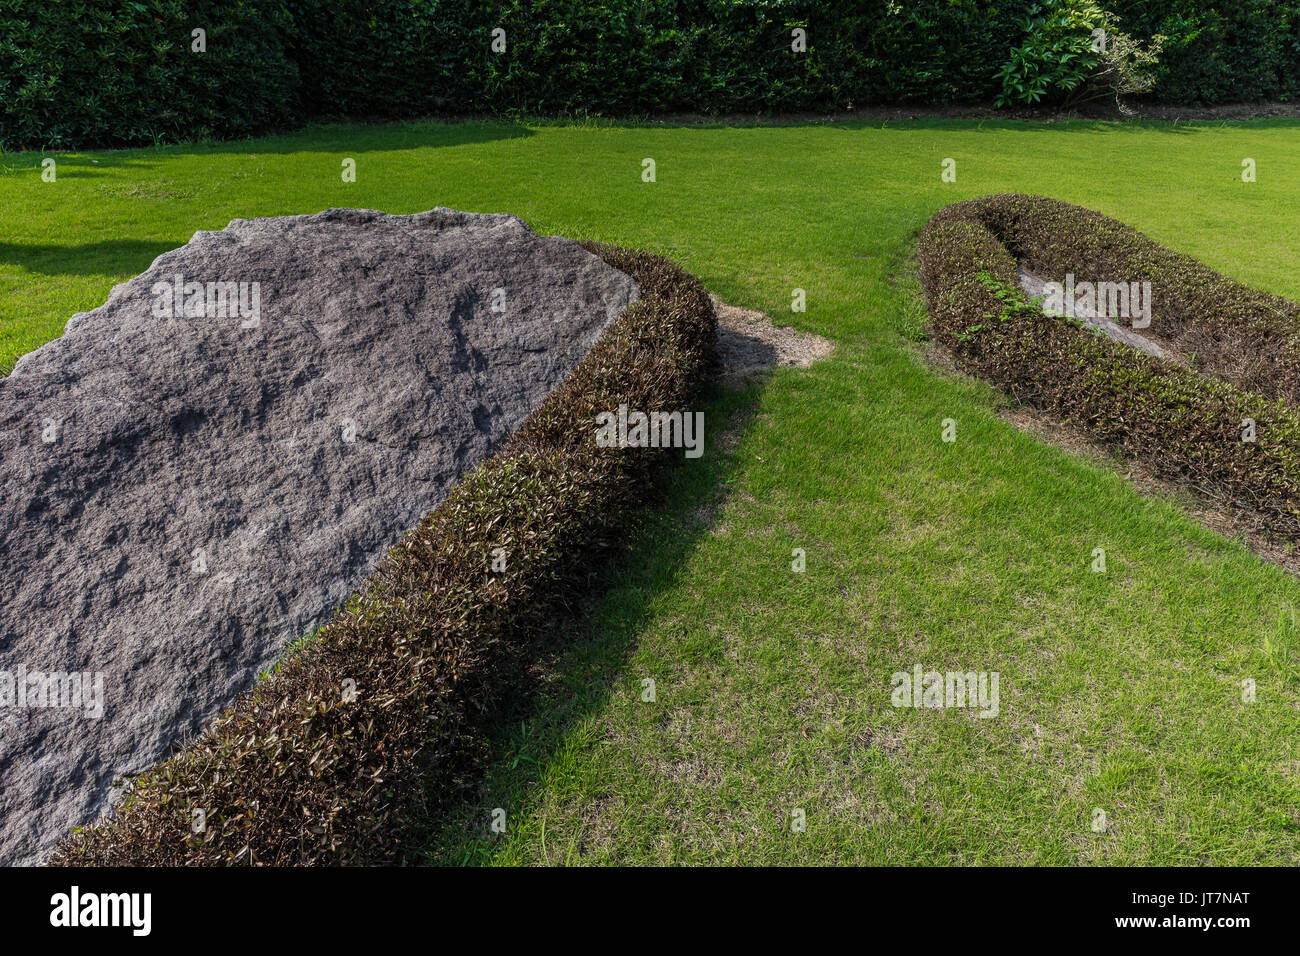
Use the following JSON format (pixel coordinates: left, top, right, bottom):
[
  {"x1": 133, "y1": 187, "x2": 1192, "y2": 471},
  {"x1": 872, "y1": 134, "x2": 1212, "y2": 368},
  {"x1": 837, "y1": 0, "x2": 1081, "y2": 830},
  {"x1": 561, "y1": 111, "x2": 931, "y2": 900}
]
[{"x1": 0, "y1": 208, "x2": 638, "y2": 864}]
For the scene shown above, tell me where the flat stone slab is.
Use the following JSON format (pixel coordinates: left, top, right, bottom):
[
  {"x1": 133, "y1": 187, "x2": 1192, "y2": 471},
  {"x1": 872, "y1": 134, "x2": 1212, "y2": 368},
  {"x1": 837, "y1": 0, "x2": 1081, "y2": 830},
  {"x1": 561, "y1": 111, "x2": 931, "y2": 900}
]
[{"x1": 0, "y1": 208, "x2": 638, "y2": 864}]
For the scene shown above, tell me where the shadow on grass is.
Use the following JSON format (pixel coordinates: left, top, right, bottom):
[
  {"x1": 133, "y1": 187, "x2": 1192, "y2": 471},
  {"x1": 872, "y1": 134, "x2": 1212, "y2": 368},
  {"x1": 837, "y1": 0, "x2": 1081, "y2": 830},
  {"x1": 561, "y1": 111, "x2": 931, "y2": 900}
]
[
  {"x1": 0, "y1": 239, "x2": 181, "y2": 276},
  {"x1": 1, "y1": 119, "x2": 534, "y2": 165},
  {"x1": 407, "y1": 375, "x2": 765, "y2": 865},
  {"x1": 8, "y1": 112, "x2": 1298, "y2": 172},
  {"x1": 522, "y1": 114, "x2": 1300, "y2": 135}
]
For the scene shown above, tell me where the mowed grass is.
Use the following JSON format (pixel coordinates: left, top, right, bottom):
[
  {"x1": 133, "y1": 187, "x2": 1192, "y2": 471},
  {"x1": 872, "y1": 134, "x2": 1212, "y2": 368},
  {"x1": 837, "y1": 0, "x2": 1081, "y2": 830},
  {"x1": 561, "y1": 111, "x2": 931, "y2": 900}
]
[{"x1": 3, "y1": 118, "x2": 1299, "y2": 864}]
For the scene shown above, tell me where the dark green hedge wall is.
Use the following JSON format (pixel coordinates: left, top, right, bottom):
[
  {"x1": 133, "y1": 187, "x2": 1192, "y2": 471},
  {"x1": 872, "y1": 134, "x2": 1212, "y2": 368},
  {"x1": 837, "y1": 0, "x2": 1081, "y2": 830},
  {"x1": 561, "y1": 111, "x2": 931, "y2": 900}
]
[
  {"x1": 2, "y1": 1, "x2": 1296, "y2": 151},
  {"x1": 0, "y1": 0, "x2": 300, "y2": 149},
  {"x1": 1113, "y1": 0, "x2": 1300, "y2": 104}
]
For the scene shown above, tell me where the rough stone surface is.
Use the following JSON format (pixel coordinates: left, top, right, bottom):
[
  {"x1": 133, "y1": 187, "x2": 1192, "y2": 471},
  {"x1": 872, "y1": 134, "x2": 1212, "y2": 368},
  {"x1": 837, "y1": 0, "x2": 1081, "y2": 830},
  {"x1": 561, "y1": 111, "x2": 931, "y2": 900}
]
[{"x1": 0, "y1": 208, "x2": 639, "y2": 864}]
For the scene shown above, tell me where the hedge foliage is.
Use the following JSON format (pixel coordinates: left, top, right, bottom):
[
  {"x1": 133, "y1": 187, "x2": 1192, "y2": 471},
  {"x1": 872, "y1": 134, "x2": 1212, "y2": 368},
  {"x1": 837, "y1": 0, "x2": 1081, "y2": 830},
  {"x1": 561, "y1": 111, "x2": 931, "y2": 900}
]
[
  {"x1": 952, "y1": 195, "x2": 1300, "y2": 408},
  {"x1": 53, "y1": 244, "x2": 716, "y2": 865},
  {"x1": 918, "y1": 194, "x2": 1300, "y2": 536},
  {"x1": 1123, "y1": 0, "x2": 1300, "y2": 105},
  {"x1": 4, "y1": 1, "x2": 1299, "y2": 150},
  {"x1": 0, "y1": 0, "x2": 300, "y2": 149}
]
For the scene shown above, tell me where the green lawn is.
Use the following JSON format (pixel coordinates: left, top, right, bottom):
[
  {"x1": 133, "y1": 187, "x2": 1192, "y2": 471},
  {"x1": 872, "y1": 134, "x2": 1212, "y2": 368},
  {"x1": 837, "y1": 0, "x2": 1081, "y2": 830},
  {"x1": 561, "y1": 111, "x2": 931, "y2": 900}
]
[{"x1": 3, "y1": 118, "x2": 1299, "y2": 865}]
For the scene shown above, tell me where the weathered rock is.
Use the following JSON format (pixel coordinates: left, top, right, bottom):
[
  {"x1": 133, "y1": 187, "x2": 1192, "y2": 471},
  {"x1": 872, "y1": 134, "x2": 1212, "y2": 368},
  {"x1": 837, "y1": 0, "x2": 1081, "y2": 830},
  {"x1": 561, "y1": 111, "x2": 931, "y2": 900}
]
[{"x1": 0, "y1": 208, "x2": 639, "y2": 864}]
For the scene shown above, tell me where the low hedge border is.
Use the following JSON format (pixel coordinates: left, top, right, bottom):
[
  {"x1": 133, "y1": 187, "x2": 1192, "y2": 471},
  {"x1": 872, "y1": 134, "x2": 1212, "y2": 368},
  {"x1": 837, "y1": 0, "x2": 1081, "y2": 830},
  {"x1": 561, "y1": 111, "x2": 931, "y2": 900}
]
[
  {"x1": 934, "y1": 194, "x2": 1300, "y2": 408},
  {"x1": 917, "y1": 194, "x2": 1300, "y2": 536},
  {"x1": 53, "y1": 242, "x2": 716, "y2": 866}
]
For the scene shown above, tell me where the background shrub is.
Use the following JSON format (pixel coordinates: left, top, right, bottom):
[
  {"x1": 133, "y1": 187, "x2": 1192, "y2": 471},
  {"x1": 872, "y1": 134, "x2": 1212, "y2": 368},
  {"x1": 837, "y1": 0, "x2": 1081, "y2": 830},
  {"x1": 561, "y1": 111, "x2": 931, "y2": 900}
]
[
  {"x1": 0, "y1": 0, "x2": 299, "y2": 150},
  {"x1": 995, "y1": 0, "x2": 1107, "y2": 107},
  {"x1": 2, "y1": 3, "x2": 1299, "y2": 154},
  {"x1": 1117, "y1": 0, "x2": 1297, "y2": 104}
]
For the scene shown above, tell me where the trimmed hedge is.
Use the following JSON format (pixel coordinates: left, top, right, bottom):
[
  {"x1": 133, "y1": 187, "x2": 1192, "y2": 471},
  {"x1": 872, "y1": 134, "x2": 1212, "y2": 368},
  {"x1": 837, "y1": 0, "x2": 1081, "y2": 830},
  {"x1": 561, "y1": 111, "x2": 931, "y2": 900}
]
[
  {"x1": 918, "y1": 194, "x2": 1300, "y2": 535},
  {"x1": 53, "y1": 244, "x2": 716, "y2": 865},
  {"x1": 1118, "y1": 0, "x2": 1300, "y2": 105},
  {"x1": 5, "y1": 1, "x2": 1300, "y2": 151},
  {"x1": 0, "y1": 0, "x2": 300, "y2": 150},
  {"x1": 944, "y1": 195, "x2": 1300, "y2": 409}
]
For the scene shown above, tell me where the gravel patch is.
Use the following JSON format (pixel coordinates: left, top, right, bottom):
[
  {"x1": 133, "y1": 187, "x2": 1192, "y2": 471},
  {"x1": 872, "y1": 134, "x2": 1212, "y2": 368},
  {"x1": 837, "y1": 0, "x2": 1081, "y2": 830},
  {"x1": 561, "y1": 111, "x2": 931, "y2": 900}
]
[{"x1": 713, "y1": 295, "x2": 834, "y2": 387}]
